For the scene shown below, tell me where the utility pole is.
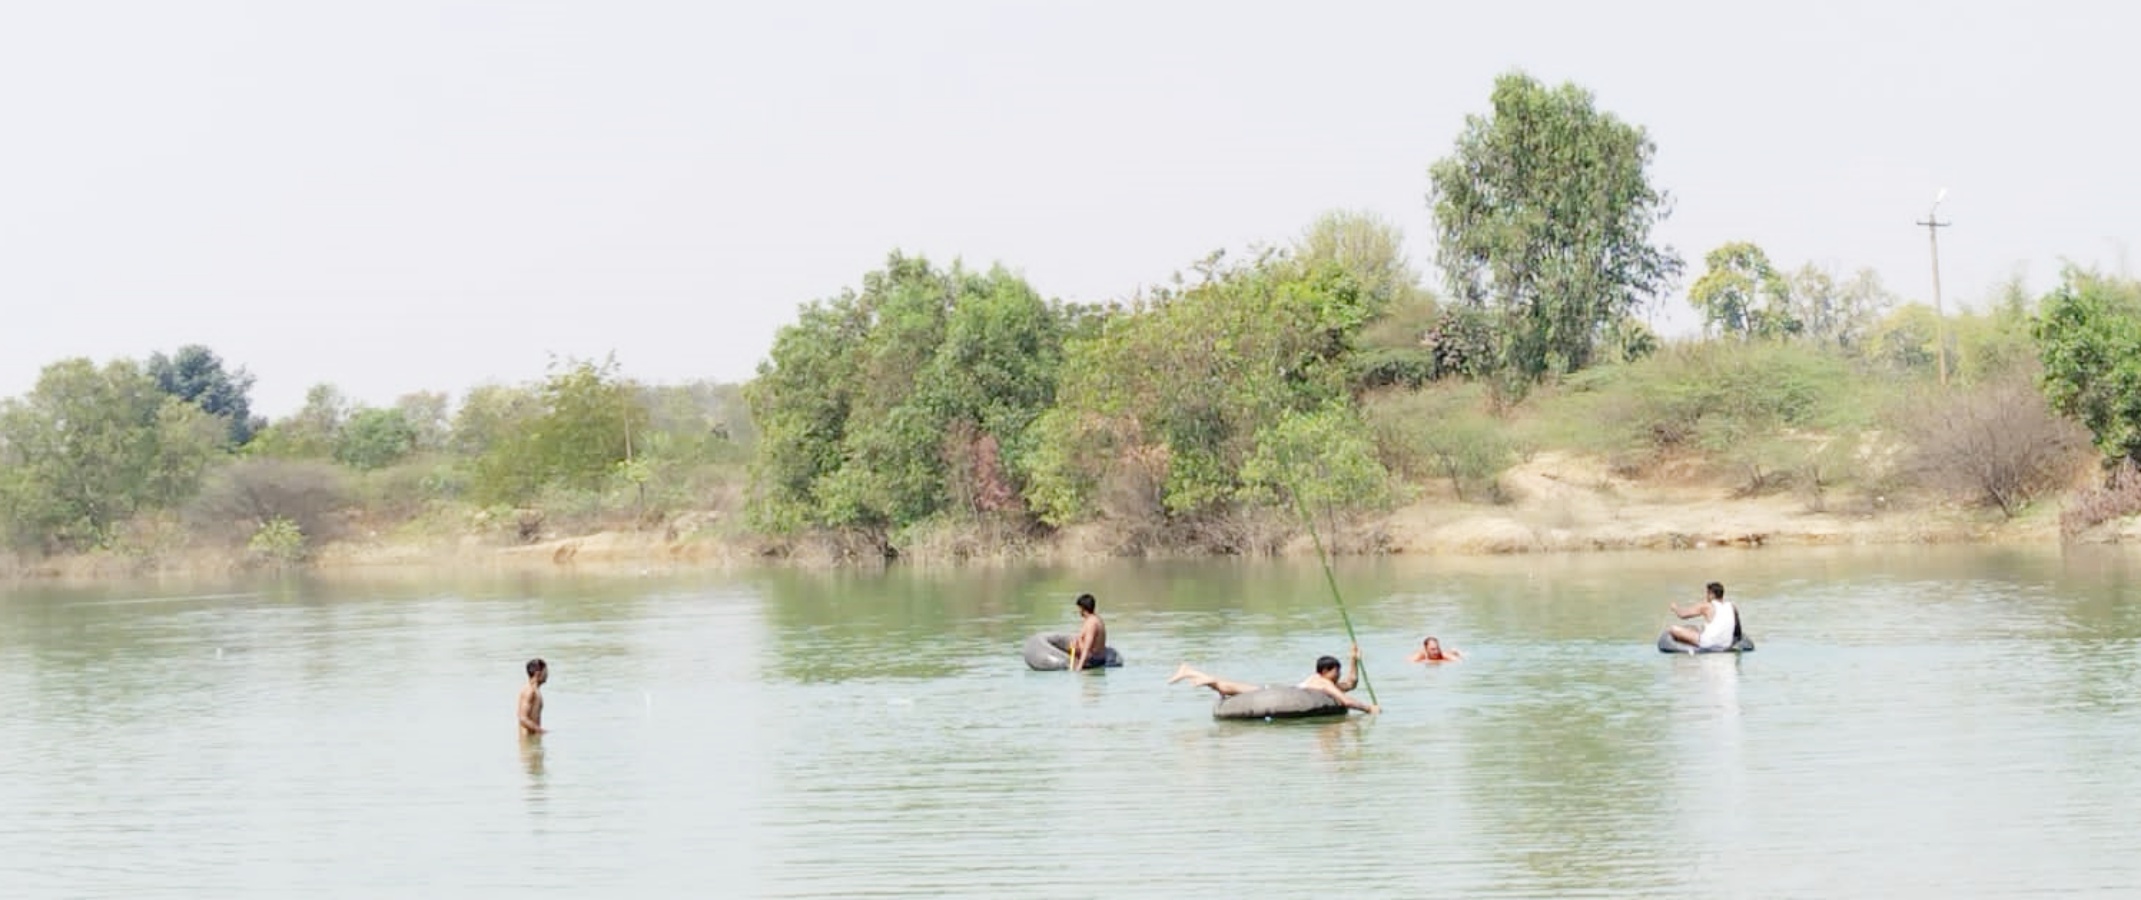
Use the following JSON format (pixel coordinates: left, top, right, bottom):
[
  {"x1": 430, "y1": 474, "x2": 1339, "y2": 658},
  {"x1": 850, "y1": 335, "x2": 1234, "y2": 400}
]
[{"x1": 1917, "y1": 190, "x2": 1951, "y2": 387}]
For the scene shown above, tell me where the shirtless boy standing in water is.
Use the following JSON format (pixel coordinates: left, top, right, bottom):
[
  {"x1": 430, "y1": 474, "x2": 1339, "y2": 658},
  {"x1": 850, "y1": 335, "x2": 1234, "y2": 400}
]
[{"x1": 518, "y1": 658, "x2": 548, "y2": 736}]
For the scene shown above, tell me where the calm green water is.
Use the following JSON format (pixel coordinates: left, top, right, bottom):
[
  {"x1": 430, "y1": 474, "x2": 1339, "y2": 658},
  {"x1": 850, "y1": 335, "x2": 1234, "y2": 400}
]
[{"x1": 5, "y1": 546, "x2": 2141, "y2": 898}]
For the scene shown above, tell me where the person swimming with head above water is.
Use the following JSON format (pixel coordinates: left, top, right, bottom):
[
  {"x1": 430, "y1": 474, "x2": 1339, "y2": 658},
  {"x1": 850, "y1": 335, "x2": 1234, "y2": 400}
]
[
  {"x1": 1167, "y1": 646, "x2": 1380, "y2": 714},
  {"x1": 1408, "y1": 636, "x2": 1464, "y2": 663}
]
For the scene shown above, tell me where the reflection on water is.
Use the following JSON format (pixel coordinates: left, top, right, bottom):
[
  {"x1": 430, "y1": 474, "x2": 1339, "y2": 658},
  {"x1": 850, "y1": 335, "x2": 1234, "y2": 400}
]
[
  {"x1": 520, "y1": 736, "x2": 547, "y2": 780},
  {"x1": 1313, "y1": 717, "x2": 1366, "y2": 769},
  {"x1": 3, "y1": 546, "x2": 2141, "y2": 897},
  {"x1": 520, "y1": 736, "x2": 547, "y2": 822}
]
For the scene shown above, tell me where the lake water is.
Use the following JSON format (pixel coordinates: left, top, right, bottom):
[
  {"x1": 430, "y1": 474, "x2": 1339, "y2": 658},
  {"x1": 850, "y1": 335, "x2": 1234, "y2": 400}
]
[{"x1": 4, "y1": 545, "x2": 2141, "y2": 898}]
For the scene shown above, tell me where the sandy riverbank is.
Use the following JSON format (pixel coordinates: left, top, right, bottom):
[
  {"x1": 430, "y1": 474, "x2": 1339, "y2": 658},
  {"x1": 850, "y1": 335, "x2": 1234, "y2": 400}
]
[{"x1": 3, "y1": 451, "x2": 2123, "y2": 585}]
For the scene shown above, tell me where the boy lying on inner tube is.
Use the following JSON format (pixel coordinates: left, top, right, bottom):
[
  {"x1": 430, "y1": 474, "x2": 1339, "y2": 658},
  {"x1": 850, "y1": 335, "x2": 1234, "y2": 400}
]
[{"x1": 1167, "y1": 646, "x2": 1380, "y2": 714}]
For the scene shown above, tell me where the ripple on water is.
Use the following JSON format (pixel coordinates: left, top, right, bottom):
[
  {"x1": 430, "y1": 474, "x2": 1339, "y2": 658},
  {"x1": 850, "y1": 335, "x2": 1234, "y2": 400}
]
[{"x1": 4, "y1": 552, "x2": 2141, "y2": 897}]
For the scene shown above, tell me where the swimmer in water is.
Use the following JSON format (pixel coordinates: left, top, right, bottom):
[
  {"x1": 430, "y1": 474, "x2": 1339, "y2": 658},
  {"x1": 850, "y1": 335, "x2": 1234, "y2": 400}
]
[
  {"x1": 1408, "y1": 636, "x2": 1464, "y2": 664},
  {"x1": 518, "y1": 658, "x2": 548, "y2": 736},
  {"x1": 1167, "y1": 646, "x2": 1380, "y2": 713}
]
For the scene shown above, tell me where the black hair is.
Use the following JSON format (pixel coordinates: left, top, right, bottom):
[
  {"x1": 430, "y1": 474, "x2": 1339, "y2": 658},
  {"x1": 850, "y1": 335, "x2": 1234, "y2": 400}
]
[
  {"x1": 1706, "y1": 581, "x2": 1725, "y2": 600},
  {"x1": 526, "y1": 658, "x2": 547, "y2": 677},
  {"x1": 1074, "y1": 593, "x2": 1096, "y2": 614},
  {"x1": 1315, "y1": 655, "x2": 1342, "y2": 674}
]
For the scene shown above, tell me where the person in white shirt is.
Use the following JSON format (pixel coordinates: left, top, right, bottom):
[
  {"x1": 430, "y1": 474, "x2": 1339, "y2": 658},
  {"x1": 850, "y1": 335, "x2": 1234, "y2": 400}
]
[{"x1": 1668, "y1": 582, "x2": 1740, "y2": 651}]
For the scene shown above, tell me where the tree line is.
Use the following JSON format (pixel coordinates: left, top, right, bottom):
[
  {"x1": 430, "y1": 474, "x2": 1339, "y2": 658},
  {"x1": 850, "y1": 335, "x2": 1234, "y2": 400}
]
[
  {"x1": 7, "y1": 70, "x2": 2141, "y2": 566},
  {"x1": 0, "y1": 348, "x2": 750, "y2": 561}
]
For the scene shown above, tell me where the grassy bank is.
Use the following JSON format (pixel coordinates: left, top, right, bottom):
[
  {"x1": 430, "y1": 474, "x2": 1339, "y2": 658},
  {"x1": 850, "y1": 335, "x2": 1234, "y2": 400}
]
[
  {"x1": 7, "y1": 282, "x2": 2136, "y2": 584},
  {"x1": 5, "y1": 343, "x2": 2119, "y2": 585}
]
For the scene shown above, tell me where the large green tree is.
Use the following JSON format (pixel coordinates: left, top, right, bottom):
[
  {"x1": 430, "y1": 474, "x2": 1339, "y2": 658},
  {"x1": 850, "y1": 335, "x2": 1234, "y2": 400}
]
[
  {"x1": 247, "y1": 384, "x2": 349, "y2": 459},
  {"x1": 335, "y1": 407, "x2": 419, "y2": 471},
  {"x1": 2033, "y1": 266, "x2": 2141, "y2": 463},
  {"x1": 0, "y1": 358, "x2": 224, "y2": 550},
  {"x1": 746, "y1": 254, "x2": 1071, "y2": 538},
  {"x1": 1023, "y1": 249, "x2": 1390, "y2": 525},
  {"x1": 451, "y1": 383, "x2": 542, "y2": 458},
  {"x1": 1688, "y1": 242, "x2": 1795, "y2": 340},
  {"x1": 1427, "y1": 72, "x2": 1682, "y2": 388},
  {"x1": 473, "y1": 356, "x2": 650, "y2": 504},
  {"x1": 146, "y1": 344, "x2": 259, "y2": 446}
]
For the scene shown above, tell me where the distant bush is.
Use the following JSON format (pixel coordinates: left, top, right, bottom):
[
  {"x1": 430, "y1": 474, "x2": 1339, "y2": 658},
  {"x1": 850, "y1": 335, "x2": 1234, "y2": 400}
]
[
  {"x1": 1240, "y1": 406, "x2": 1404, "y2": 513},
  {"x1": 1364, "y1": 386, "x2": 1515, "y2": 502},
  {"x1": 1899, "y1": 377, "x2": 2091, "y2": 518},
  {"x1": 246, "y1": 517, "x2": 307, "y2": 566},
  {"x1": 188, "y1": 458, "x2": 350, "y2": 546},
  {"x1": 351, "y1": 456, "x2": 466, "y2": 522},
  {"x1": 1350, "y1": 347, "x2": 1438, "y2": 390},
  {"x1": 334, "y1": 407, "x2": 418, "y2": 471},
  {"x1": 1420, "y1": 307, "x2": 1497, "y2": 381},
  {"x1": 1536, "y1": 342, "x2": 1876, "y2": 477}
]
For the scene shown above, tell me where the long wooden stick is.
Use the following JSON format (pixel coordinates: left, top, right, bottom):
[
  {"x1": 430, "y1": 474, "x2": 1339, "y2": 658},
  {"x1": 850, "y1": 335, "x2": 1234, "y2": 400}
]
[{"x1": 1282, "y1": 459, "x2": 1376, "y2": 707}]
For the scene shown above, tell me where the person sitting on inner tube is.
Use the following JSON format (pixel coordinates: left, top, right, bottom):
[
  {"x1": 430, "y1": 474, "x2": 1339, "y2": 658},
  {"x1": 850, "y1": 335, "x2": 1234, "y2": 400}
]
[
  {"x1": 1408, "y1": 636, "x2": 1464, "y2": 664},
  {"x1": 1066, "y1": 593, "x2": 1108, "y2": 671},
  {"x1": 1167, "y1": 646, "x2": 1381, "y2": 714},
  {"x1": 1667, "y1": 581, "x2": 1740, "y2": 651}
]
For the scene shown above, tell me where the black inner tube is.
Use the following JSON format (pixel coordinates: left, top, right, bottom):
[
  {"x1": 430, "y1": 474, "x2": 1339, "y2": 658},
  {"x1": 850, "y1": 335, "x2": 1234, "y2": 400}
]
[
  {"x1": 1022, "y1": 632, "x2": 1123, "y2": 670},
  {"x1": 1211, "y1": 686, "x2": 1349, "y2": 720}
]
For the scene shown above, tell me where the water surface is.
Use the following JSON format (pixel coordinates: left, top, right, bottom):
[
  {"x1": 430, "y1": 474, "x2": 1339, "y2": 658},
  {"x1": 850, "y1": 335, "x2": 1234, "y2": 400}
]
[{"x1": 4, "y1": 546, "x2": 2140, "y2": 898}]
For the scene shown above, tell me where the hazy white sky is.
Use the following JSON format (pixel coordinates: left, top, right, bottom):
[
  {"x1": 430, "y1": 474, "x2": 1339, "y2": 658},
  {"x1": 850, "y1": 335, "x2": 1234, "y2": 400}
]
[{"x1": 3, "y1": 1, "x2": 2133, "y2": 416}]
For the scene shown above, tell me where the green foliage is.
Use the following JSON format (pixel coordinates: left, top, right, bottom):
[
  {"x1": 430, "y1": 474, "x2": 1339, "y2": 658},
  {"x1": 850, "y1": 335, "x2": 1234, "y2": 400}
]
[
  {"x1": 249, "y1": 383, "x2": 349, "y2": 459},
  {"x1": 2033, "y1": 266, "x2": 2141, "y2": 462},
  {"x1": 246, "y1": 517, "x2": 307, "y2": 565},
  {"x1": 0, "y1": 358, "x2": 225, "y2": 551},
  {"x1": 1362, "y1": 386, "x2": 1515, "y2": 502},
  {"x1": 1427, "y1": 71, "x2": 1683, "y2": 386},
  {"x1": 1024, "y1": 250, "x2": 1372, "y2": 525},
  {"x1": 1601, "y1": 316, "x2": 1661, "y2": 364},
  {"x1": 349, "y1": 456, "x2": 465, "y2": 522},
  {"x1": 1349, "y1": 347, "x2": 1440, "y2": 390},
  {"x1": 1868, "y1": 304, "x2": 1943, "y2": 375},
  {"x1": 1689, "y1": 242, "x2": 1796, "y2": 340},
  {"x1": 1540, "y1": 342, "x2": 1874, "y2": 474},
  {"x1": 472, "y1": 356, "x2": 650, "y2": 505},
  {"x1": 146, "y1": 345, "x2": 259, "y2": 446},
  {"x1": 1295, "y1": 210, "x2": 1420, "y2": 315},
  {"x1": 1238, "y1": 406, "x2": 1402, "y2": 514},
  {"x1": 336, "y1": 407, "x2": 418, "y2": 471},
  {"x1": 746, "y1": 254, "x2": 1069, "y2": 537},
  {"x1": 1952, "y1": 278, "x2": 2039, "y2": 384},
  {"x1": 450, "y1": 383, "x2": 542, "y2": 457},
  {"x1": 1420, "y1": 306, "x2": 1499, "y2": 380}
]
